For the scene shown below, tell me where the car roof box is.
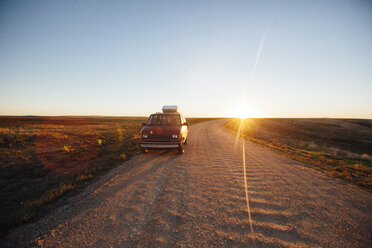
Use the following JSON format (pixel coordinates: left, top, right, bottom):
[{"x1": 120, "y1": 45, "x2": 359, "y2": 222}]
[{"x1": 162, "y1": 105, "x2": 178, "y2": 113}]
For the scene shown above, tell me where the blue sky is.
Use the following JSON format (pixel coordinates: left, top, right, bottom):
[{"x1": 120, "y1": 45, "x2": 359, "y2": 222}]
[{"x1": 0, "y1": 0, "x2": 371, "y2": 117}]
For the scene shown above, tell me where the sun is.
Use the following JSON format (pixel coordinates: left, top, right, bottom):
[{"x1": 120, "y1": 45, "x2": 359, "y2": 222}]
[{"x1": 230, "y1": 105, "x2": 260, "y2": 119}]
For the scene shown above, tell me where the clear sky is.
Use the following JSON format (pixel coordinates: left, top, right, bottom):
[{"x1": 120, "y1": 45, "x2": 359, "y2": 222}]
[{"x1": 0, "y1": 0, "x2": 371, "y2": 118}]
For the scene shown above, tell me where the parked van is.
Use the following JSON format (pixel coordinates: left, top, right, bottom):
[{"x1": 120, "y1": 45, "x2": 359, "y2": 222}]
[{"x1": 139, "y1": 105, "x2": 189, "y2": 154}]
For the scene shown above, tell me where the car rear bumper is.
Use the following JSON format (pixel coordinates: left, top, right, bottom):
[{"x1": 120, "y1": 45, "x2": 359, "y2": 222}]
[{"x1": 139, "y1": 141, "x2": 181, "y2": 149}]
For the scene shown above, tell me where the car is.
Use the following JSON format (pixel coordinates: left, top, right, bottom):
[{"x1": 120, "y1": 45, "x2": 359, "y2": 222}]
[{"x1": 139, "y1": 105, "x2": 189, "y2": 154}]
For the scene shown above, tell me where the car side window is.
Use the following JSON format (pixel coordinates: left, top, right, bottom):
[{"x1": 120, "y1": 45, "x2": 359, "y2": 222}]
[{"x1": 146, "y1": 116, "x2": 151, "y2": 125}]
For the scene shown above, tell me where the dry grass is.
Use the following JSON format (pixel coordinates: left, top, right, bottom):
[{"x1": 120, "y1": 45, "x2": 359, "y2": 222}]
[
  {"x1": 0, "y1": 116, "x2": 146, "y2": 235},
  {"x1": 225, "y1": 118, "x2": 372, "y2": 191},
  {"x1": 0, "y1": 116, "x2": 211, "y2": 235}
]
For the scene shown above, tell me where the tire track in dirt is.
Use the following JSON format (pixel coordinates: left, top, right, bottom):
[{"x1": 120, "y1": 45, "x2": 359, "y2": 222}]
[{"x1": 1, "y1": 120, "x2": 371, "y2": 248}]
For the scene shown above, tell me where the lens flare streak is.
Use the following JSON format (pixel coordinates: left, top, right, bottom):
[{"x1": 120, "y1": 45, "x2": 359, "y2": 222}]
[
  {"x1": 251, "y1": 28, "x2": 269, "y2": 81},
  {"x1": 242, "y1": 138, "x2": 254, "y2": 238},
  {"x1": 233, "y1": 118, "x2": 244, "y2": 151},
  {"x1": 237, "y1": 119, "x2": 255, "y2": 244}
]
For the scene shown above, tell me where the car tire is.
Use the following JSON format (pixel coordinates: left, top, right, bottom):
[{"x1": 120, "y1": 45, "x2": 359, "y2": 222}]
[{"x1": 178, "y1": 146, "x2": 184, "y2": 154}]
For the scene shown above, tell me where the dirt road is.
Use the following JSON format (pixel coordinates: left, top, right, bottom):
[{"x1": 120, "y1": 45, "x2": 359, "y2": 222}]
[{"x1": 2, "y1": 120, "x2": 371, "y2": 247}]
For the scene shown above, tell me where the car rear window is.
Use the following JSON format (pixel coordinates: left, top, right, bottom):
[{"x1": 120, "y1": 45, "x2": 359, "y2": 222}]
[{"x1": 147, "y1": 114, "x2": 181, "y2": 126}]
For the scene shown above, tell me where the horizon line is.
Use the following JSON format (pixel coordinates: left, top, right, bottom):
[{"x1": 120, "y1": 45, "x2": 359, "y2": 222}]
[{"x1": 0, "y1": 115, "x2": 371, "y2": 120}]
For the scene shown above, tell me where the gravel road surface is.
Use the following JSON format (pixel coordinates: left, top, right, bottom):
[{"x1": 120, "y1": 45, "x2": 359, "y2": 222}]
[{"x1": 2, "y1": 120, "x2": 371, "y2": 247}]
